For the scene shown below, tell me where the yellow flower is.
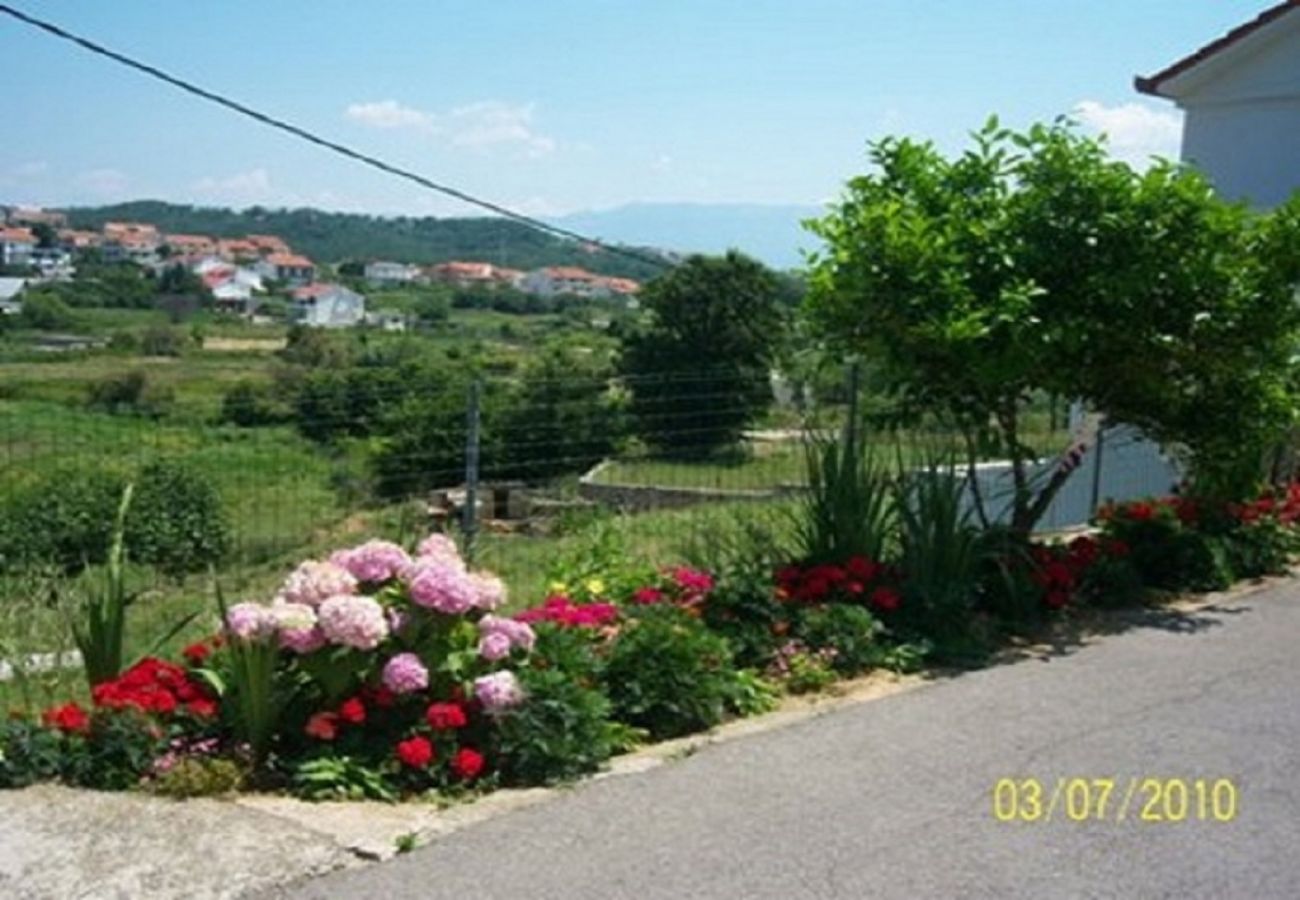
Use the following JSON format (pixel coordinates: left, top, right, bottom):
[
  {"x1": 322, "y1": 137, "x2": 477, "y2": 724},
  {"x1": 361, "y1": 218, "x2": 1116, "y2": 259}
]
[
  {"x1": 584, "y1": 578, "x2": 606, "y2": 596},
  {"x1": 548, "y1": 581, "x2": 569, "y2": 596}
]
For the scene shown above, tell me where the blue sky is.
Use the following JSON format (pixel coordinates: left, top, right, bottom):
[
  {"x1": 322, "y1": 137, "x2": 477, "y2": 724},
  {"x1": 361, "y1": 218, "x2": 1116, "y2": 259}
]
[{"x1": 0, "y1": 1, "x2": 1276, "y2": 217}]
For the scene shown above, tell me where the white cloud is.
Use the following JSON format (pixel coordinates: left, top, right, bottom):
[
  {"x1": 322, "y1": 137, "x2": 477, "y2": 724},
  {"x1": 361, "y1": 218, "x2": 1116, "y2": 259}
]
[
  {"x1": 76, "y1": 168, "x2": 129, "y2": 197},
  {"x1": 345, "y1": 99, "x2": 435, "y2": 130},
  {"x1": 650, "y1": 154, "x2": 673, "y2": 173},
  {"x1": 447, "y1": 101, "x2": 555, "y2": 157},
  {"x1": 1072, "y1": 100, "x2": 1183, "y2": 169},
  {"x1": 192, "y1": 168, "x2": 273, "y2": 198},
  {"x1": 345, "y1": 98, "x2": 556, "y2": 157}
]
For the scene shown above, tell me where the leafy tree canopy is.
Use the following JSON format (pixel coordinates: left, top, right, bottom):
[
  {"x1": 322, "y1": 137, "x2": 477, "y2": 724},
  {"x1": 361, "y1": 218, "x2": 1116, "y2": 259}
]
[{"x1": 805, "y1": 117, "x2": 1300, "y2": 528}]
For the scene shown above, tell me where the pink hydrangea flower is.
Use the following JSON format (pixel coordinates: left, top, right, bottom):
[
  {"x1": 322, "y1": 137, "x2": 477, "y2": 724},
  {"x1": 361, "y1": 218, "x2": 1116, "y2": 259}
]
[
  {"x1": 278, "y1": 560, "x2": 357, "y2": 608},
  {"x1": 226, "y1": 602, "x2": 276, "y2": 642},
  {"x1": 329, "y1": 540, "x2": 411, "y2": 584},
  {"x1": 478, "y1": 632, "x2": 512, "y2": 661},
  {"x1": 469, "y1": 572, "x2": 507, "y2": 611},
  {"x1": 381, "y1": 652, "x2": 429, "y2": 695},
  {"x1": 269, "y1": 601, "x2": 324, "y2": 654},
  {"x1": 416, "y1": 533, "x2": 463, "y2": 568},
  {"x1": 478, "y1": 614, "x2": 536, "y2": 652},
  {"x1": 405, "y1": 559, "x2": 477, "y2": 614},
  {"x1": 317, "y1": 595, "x2": 389, "y2": 650},
  {"x1": 474, "y1": 671, "x2": 525, "y2": 712}
]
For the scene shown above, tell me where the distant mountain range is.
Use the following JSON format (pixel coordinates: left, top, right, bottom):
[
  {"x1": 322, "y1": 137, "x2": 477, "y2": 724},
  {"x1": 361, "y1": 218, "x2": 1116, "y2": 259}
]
[{"x1": 553, "y1": 203, "x2": 824, "y2": 270}]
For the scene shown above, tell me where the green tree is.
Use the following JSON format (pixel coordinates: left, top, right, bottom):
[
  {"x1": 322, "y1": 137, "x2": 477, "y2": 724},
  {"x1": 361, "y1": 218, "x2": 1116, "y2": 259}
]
[
  {"x1": 620, "y1": 251, "x2": 786, "y2": 458},
  {"x1": 805, "y1": 118, "x2": 1300, "y2": 529},
  {"x1": 17, "y1": 290, "x2": 76, "y2": 330}
]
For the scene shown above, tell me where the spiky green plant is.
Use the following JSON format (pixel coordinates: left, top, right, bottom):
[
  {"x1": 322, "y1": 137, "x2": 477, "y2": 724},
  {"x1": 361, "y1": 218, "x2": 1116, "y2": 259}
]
[
  {"x1": 209, "y1": 577, "x2": 284, "y2": 765},
  {"x1": 69, "y1": 485, "x2": 135, "y2": 687},
  {"x1": 894, "y1": 452, "x2": 988, "y2": 655},
  {"x1": 793, "y1": 423, "x2": 895, "y2": 564}
]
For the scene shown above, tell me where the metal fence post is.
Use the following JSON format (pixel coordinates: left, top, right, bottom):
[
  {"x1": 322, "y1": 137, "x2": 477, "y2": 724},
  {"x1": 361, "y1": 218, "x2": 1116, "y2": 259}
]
[
  {"x1": 843, "y1": 359, "x2": 862, "y2": 456},
  {"x1": 463, "y1": 379, "x2": 482, "y2": 566},
  {"x1": 1090, "y1": 420, "x2": 1107, "y2": 516}
]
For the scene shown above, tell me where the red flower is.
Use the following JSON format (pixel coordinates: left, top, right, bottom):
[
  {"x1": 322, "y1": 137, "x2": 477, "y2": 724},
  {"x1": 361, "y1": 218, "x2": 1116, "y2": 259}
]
[
  {"x1": 42, "y1": 702, "x2": 90, "y2": 735},
  {"x1": 426, "y1": 702, "x2": 468, "y2": 730},
  {"x1": 1126, "y1": 502, "x2": 1155, "y2": 522},
  {"x1": 451, "y1": 747, "x2": 485, "y2": 780},
  {"x1": 366, "y1": 686, "x2": 397, "y2": 709},
  {"x1": 632, "y1": 587, "x2": 664, "y2": 605},
  {"x1": 396, "y1": 735, "x2": 435, "y2": 769},
  {"x1": 1104, "y1": 538, "x2": 1130, "y2": 558},
  {"x1": 845, "y1": 555, "x2": 879, "y2": 583},
  {"x1": 305, "y1": 712, "x2": 340, "y2": 741},
  {"x1": 181, "y1": 641, "x2": 211, "y2": 666},
  {"x1": 186, "y1": 698, "x2": 218, "y2": 719},
  {"x1": 1044, "y1": 590, "x2": 1070, "y2": 610},
  {"x1": 338, "y1": 697, "x2": 367, "y2": 725},
  {"x1": 670, "y1": 567, "x2": 714, "y2": 596},
  {"x1": 869, "y1": 586, "x2": 901, "y2": 613}
]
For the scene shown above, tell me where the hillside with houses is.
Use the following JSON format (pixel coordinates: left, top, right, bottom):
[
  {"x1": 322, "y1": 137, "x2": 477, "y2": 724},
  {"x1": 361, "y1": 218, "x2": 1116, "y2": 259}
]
[{"x1": 0, "y1": 204, "x2": 643, "y2": 330}]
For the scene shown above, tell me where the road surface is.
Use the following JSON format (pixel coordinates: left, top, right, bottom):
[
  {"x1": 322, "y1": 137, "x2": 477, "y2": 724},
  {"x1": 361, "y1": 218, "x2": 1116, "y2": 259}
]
[{"x1": 276, "y1": 581, "x2": 1300, "y2": 899}]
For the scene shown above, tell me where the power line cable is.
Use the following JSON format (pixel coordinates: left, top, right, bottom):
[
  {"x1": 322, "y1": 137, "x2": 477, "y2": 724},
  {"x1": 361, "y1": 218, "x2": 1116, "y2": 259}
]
[{"x1": 0, "y1": 3, "x2": 672, "y2": 272}]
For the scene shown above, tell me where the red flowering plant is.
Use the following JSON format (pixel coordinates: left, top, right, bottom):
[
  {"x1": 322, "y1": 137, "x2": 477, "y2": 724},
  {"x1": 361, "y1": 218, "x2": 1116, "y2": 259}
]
[
  {"x1": 1098, "y1": 494, "x2": 1238, "y2": 592},
  {"x1": 774, "y1": 555, "x2": 903, "y2": 616}
]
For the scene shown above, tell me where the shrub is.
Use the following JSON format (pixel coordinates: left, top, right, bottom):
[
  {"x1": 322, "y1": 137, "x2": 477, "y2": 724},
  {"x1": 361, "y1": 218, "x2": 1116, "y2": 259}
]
[
  {"x1": 148, "y1": 756, "x2": 246, "y2": 798},
  {"x1": 220, "y1": 381, "x2": 288, "y2": 427},
  {"x1": 603, "y1": 605, "x2": 741, "y2": 740},
  {"x1": 87, "y1": 370, "x2": 174, "y2": 419},
  {"x1": 0, "y1": 468, "x2": 124, "y2": 572},
  {"x1": 0, "y1": 718, "x2": 64, "y2": 788},
  {"x1": 1099, "y1": 500, "x2": 1235, "y2": 592},
  {"x1": 140, "y1": 325, "x2": 186, "y2": 357},
  {"x1": 126, "y1": 460, "x2": 230, "y2": 578},
  {"x1": 493, "y1": 664, "x2": 627, "y2": 786},
  {"x1": 0, "y1": 460, "x2": 228, "y2": 577},
  {"x1": 794, "y1": 604, "x2": 884, "y2": 675}
]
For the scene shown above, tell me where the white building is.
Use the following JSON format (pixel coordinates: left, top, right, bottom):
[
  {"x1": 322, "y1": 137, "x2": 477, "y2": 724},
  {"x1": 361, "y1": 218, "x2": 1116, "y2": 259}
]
[
  {"x1": 1137, "y1": 1, "x2": 1300, "y2": 208},
  {"x1": 255, "y1": 253, "x2": 316, "y2": 285},
  {"x1": 0, "y1": 276, "x2": 26, "y2": 315},
  {"x1": 29, "y1": 247, "x2": 74, "y2": 280},
  {"x1": 521, "y1": 266, "x2": 612, "y2": 299},
  {"x1": 290, "y1": 283, "x2": 366, "y2": 328},
  {"x1": 0, "y1": 227, "x2": 35, "y2": 267},
  {"x1": 364, "y1": 260, "x2": 418, "y2": 285}
]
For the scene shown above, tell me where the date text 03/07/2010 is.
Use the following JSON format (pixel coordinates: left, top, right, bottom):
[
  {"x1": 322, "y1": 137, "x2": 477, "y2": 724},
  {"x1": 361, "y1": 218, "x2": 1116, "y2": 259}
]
[{"x1": 992, "y1": 778, "x2": 1238, "y2": 823}]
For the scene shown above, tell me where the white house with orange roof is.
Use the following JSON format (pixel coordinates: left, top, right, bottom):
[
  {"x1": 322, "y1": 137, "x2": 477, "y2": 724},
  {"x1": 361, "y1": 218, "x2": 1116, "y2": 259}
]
[
  {"x1": 1137, "y1": 0, "x2": 1300, "y2": 208},
  {"x1": 428, "y1": 260, "x2": 498, "y2": 288},
  {"x1": 520, "y1": 266, "x2": 640, "y2": 299},
  {"x1": 0, "y1": 226, "x2": 36, "y2": 267},
  {"x1": 290, "y1": 282, "x2": 365, "y2": 328},
  {"x1": 256, "y1": 252, "x2": 316, "y2": 285},
  {"x1": 164, "y1": 234, "x2": 217, "y2": 257},
  {"x1": 246, "y1": 234, "x2": 291, "y2": 256}
]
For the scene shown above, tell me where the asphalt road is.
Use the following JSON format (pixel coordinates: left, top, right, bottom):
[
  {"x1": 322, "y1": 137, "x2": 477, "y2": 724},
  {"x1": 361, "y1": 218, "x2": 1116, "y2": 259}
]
[{"x1": 279, "y1": 582, "x2": 1300, "y2": 900}]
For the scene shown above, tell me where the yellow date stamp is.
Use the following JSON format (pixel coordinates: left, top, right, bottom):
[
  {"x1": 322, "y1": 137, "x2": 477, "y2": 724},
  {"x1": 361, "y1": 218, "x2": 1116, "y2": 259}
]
[{"x1": 992, "y1": 777, "x2": 1238, "y2": 823}]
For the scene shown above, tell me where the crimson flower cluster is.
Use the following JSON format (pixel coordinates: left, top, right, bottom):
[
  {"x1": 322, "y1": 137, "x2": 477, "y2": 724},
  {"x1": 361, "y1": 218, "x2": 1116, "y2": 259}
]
[
  {"x1": 1027, "y1": 535, "x2": 1130, "y2": 609},
  {"x1": 775, "y1": 556, "x2": 902, "y2": 613},
  {"x1": 515, "y1": 596, "x2": 620, "y2": 629},
  {"x1": 89, "y1": 657, "x2": 218, "y2": 719}
]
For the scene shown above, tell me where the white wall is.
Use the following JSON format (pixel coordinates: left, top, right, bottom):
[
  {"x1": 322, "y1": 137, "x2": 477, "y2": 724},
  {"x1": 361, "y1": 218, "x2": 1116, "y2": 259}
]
[{"x1": 1172, "y1": 13, "x2": 1300, "y2": 208}]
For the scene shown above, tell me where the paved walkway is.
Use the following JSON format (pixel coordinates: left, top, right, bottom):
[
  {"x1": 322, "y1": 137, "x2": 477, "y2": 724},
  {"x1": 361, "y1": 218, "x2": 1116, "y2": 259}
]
[{"x1": 275, "y1": 581, "x2": 1300, "y2": 900}]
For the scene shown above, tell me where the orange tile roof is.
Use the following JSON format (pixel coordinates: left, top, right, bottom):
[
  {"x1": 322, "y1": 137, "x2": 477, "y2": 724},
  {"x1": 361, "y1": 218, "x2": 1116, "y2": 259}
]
[
  {"x1": 543, "y1": 266, "x2": 599, "y2": 280},
  {"x1": 267, "y1": 253, "x2": 314, "y2": 268},
  {"x1": 0, "y1": 227, "x2": 36, "y2": 243}
]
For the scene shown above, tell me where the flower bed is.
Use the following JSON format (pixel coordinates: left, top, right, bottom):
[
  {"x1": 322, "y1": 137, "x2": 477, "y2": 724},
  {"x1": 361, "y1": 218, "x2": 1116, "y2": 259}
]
[{"x1": 4, "y1": 481, "x2": 1298, "y2": 800}]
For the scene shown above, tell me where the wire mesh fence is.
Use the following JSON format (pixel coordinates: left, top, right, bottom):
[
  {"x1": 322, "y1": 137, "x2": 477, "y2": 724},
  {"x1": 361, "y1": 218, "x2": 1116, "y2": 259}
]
[{"x1": 0, "y1": 353, "x2": 1087, "y2": 613}]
